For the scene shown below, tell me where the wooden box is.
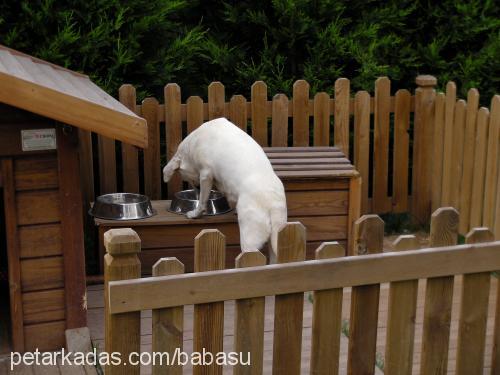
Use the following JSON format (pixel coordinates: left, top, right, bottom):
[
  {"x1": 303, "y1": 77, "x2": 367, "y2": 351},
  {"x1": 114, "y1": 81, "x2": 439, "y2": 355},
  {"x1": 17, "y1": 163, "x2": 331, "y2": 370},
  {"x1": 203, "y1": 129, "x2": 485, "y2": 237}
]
[{"x1": 96, "y1": 147, "x2": 360, "y2": 274}]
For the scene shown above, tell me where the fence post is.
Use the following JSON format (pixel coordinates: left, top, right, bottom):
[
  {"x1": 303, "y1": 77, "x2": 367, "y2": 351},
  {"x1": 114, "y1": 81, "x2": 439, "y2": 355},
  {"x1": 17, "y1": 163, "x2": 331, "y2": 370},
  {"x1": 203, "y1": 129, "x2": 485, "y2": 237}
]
[
  {"x1": 104, "y1": 228, "x2": 142, "y2": 375},
  {"x1": 412, "y1": 75, "x2": 437, "y2": 224}
]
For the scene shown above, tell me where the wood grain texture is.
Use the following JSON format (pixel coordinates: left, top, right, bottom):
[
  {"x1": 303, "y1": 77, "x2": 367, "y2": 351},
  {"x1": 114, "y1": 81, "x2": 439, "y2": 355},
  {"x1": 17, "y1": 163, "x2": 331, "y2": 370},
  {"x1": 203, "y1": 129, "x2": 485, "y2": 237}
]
[
  {"x1": 483, "y1": 95, "x2": 500, "y2": 229},
  {"x1": 420, "y1": 207, "x2": 458, "y2": 375},
  {"x1": 21, "y1": 256, "x2": 64, "y2": 292},
  {"x1": 97, "y1": 134, "x2": 117, "y2": 194},
  {"x1": 19, "y1": 224, "x2": 62, "y2": 258},
  {"x1": 16, "y1": 189, "x2": 60, "y2": 225},
  {"x1": 455, "y1": 228, "x2": 494, "y2": 375},
  {"x1": 187, "y1": 96, "x2": 204, "y2": 134},
  {"x1": 229, "y1": 95, "x2": 247, "y2": 131},
  {"x1": 14, "y1": 154, "x2": 58, "y2": 191},
  {"x1": 347, "y1": 215, "x2": 383, "y2": 375},
  {"x1": 450, "y1": 100, "x2": 467, "y2": 210},
  {"x1": 314, "y1": 92, "x2": 330, "y2": 146},
  {"x1": 208, "y1": 82, "x2": 225, "y2": 120},
  {"x1": 271, "y1": 94, "x2": 289, "y2": 147},
  {"x1": 152, "y1": 258, "x2": 185, "y2": 375},
  {"x1": 164, "y1": 83, "x2": 183, "y2": 198},
  {"x1": 384, "y1": 235, "x2": 419, "y2": 375},
  {"x1": 353, "y1": 91, "x2": 370, "y2": 214},
  {"x1": 234, "y1": 251, "x2": 267, "y2": 375},
  {"x1": 273, "y1": 223, "x2": 306, "y2": 375},
  {"x1": 347, "y1": 177, "x2": 361, "y2": 254},
  {"x1": 431, "y1": 93, "x2": 446, "y2": 211},
  {"x1": 310, "y1": 242, "x2": 344, "y2": 375},
  {"x1": 142, "y1": 98, "x2": 162, "y2": 199},
  {"x1": 292, "y1": 80, "x2": 310, "y2": 147},
  {"x1": 22, "y1": 289, "x2": 65, "y2": 324},
  {"x1": 441, "y1": 82, "x2": 457, "y2": 206},
  {"x1": 393, "y1": 89, "x2": 411, "y2": 212},
  {"x1": 78, "y1": 128, "x2": 94, "y2": 208},
  {"x1": 24, "y1": 320, "x2": 66, "y2": 352},
  {"x1": 119, "y1": 84, "x2": 140, "y2": 193},
  {"x1": 251, "y1": 81, "x2": 268, "y2": 146},
  {"x1": 334, "y1": 78, "x2": 350, "y2": 155}
]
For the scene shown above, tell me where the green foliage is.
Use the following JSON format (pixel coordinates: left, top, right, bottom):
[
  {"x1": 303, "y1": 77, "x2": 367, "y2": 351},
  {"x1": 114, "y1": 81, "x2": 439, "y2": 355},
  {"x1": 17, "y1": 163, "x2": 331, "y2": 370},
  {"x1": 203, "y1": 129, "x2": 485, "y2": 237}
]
[{"x1": 1, "y1": 0, "x2": 498, "y2": 103}]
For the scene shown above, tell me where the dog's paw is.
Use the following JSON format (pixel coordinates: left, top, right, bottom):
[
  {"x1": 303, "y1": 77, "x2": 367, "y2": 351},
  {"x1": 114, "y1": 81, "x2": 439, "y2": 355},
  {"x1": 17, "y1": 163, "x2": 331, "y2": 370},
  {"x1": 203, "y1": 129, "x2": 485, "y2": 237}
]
[{"x1": 186, "y1": 210, "x2": 202, "y2": 219}]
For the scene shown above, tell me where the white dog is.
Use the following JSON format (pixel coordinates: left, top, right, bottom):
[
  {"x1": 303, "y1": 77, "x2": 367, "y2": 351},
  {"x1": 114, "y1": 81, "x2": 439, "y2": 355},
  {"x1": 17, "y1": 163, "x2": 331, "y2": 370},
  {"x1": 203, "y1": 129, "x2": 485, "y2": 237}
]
[{"x1": 163, "y1": 118, "x2": 287, "y2": 260}]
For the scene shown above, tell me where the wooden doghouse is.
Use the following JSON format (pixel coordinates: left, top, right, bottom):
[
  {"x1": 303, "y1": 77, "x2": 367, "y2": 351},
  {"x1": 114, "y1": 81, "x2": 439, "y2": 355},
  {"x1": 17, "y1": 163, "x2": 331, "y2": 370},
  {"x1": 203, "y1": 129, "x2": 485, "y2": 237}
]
[
  {"x1": 0, "y1": 45, "x2": 147, "y2": 353},
  {"x1": 95, "y1": 146, "x2": 361, "y2": 273}
]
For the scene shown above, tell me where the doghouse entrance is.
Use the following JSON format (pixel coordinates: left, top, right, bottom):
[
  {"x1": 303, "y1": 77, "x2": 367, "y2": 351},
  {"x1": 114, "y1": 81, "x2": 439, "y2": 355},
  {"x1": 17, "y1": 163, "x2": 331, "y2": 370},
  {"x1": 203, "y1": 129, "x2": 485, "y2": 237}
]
[{"x1": 0, "y1": 187, "x2": 12, "y2": 354}]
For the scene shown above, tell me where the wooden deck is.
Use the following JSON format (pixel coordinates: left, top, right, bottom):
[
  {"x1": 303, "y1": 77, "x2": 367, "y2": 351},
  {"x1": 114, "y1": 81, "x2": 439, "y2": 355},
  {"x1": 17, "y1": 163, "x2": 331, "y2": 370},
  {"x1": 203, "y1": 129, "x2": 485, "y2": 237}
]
[
  {"x1": 87, "y1": 275, "x2": 498, "y2": 374},
  {"x1": 0, "y1": 359, "x2": 97, "y2": 374}
]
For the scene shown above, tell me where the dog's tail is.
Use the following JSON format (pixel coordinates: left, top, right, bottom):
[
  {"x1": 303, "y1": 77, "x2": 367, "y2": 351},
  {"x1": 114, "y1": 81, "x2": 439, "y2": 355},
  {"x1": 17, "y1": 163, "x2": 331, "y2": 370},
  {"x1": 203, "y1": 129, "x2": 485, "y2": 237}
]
[{"x1": 270, "y1": 203, "x2": 287, "y2": 263}]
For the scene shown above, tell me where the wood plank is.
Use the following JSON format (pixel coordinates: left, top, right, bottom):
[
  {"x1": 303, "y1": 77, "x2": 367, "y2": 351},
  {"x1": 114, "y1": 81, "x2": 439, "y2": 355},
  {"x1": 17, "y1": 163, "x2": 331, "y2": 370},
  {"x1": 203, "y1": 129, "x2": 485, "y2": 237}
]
[
  {"x1": 314, "y1": 92, "x2": 330, "y2": 147},
  {"x1": 119, "y1": 84, "x2": 140, "y2": 193},
  {"x1": 348, "y1": 177, "x2": 362, "y2": 254},
  {"x1": 251, "y1": 81, "x2": 268, "y2": 146},
  {"x1": 431, "y1": 93, "x2": 446, "y2": 211},
  {"x1": 334, "y1": 78, "x2": 350, "y2": 155},
  {"x1": 16, "y1": 189, "x2": 60, "y2": 225},
  {"x1": 193, "y1": 230, "x2": 225, "y2": 375},
  {"x1": 310, "y1": 243, "x2": 343, "y2": 375},
  {"x1": 458, "y1": 89, "x2": 479, "y2": 233},
  {"x1": 393, "y1": 89, "x2": 411, "y2": 212},
  {"x1": 164, "y1": 83, "x2": 183, "y2": 198},
  {"x1": 2, "y1": 158, "x2": 24, "y2": 351},
  {"x1": 348, "y1": 215, "x2": 383, "y2": 374},
  {"x1": 373, "y1": 77, "x2": 391, "y2": 213},
  {"x1": 275, "y1": 169, "x2": 356, "y2": 179},
  {"x1": 273, "y1": 223, "x2": 306, "y2": 375},
  {"x1": 24, "y1": 320, "x2": 66, "y2": 352},
  {"x1": 142, "y1": 98, "x2": 162, "y2": 199},
  {"x1": 22, "y1": 289, "x2": 65, "y2": 324},
  {"x1": 441, "y1": 82, "x2": 457, "y2": 206},
  {"x1": 286, "y1": 190, "x2": 348, "y2": 216},
  {"x1": 455, "y1": 228, "x2": 493, "y2": 374},
  {"x1": 234, "y1": 251, "x2": 266, "y2": 375},
  {"x1": 229, "y1": 95, "x2": 247, "y2": 132},
  {"x1": 384, "y1": 235, "x2": 420, "y2": 375},
  {"x1": 98, "y1": 134, "x2": 117, "y2": 194},
  {"x1": 152, "y1": 258, "x2": 184, "y2": 375},
  {"x1": 420, "y1": 207, "x2": 458, "y2": 375},
  {"x1": 271, "y1": 94, "x2": 289, "y2": 147},
  {"x1": 263, "y1": 146, "x2": 339, "y2": 152},
  {"x1": 270, "y1": 158, "x2": 350, "y2": 165},
  {"x1": 208, "y1": 82, "x2": 225, "y2": 120},
  {"x1": 57, "y1": 127, "x2": 87, "y2": 328},
  {"x1": 292, "y1": 80, "x2": 310, "y2": 147},
  {"x1": 267, "y1": 151, "x2": 344, "y2": 158},
  {"x1": 77, "y1": 129, "x2": 94, "y2": 208},
  {"x1": 272, "y1": 164, "x2": 351, "y2": 171},
  {"x1": 186, "y1": 96, "x2": 204, "y2": 134},
  {"x1": 354, "y1": 91, "x2": 370, "y2": 214},
  {"x1": 483, "y1": 95, "x2": 500, "y2": 229},
  {"x1": 469, "y1": 108, "x2": 489, "y2": 228},
  {"x1": 14, "y1": 155, "x2": 58, "y2": 191},
  {"x1": 107, "y1": 240, "x2": 500, "y2": 314},
  {"x1": 283, "y1": 179, "x2": 349, "y2": 191},
  {"x1": 19, "y1": 224, "x2": 62, "y2": 258},
  {"x1": 450, "y1": 100, "x2": 467, "y2": 210},
  {"x1": 21, "y1": 256, "x2": 64, "y2": 292}
]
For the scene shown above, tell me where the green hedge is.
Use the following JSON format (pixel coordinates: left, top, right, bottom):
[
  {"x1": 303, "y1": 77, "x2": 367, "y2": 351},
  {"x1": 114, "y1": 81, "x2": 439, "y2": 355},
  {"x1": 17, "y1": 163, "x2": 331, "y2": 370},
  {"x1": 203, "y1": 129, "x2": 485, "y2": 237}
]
[{"x1": 1, "y1": 0, "x2": 498, "y2": 104}]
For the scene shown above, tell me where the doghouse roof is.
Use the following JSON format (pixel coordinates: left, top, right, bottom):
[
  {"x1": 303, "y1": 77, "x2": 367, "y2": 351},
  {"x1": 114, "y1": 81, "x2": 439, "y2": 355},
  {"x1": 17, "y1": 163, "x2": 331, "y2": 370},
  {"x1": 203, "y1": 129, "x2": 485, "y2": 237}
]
[{"x1": 0, "y1": 45, "x2": 147, "y2": 147}]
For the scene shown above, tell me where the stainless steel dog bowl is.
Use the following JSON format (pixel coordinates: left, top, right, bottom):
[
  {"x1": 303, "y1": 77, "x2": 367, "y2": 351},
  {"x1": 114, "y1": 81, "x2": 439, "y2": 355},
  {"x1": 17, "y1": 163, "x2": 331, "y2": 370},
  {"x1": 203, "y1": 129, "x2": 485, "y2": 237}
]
[
  {"x1": 89, "y1": 193, "x2": 155, "y2": 220},
  {"x1": 169, "y1": 189, "x2": 232, "y2": 216}
]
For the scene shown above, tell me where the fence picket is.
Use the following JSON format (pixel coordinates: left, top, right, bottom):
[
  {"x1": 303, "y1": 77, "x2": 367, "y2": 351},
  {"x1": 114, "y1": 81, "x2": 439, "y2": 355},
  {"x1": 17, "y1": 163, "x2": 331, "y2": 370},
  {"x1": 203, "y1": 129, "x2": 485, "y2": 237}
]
[
  {"x1": 455, "y1": 228, "x2": 493, "y2": 375},
  {"x1": 272, "y1": 223, "x2": 306, "y2": 375},
  {"x1": 441, "y1": 82, "x2": 457, "y2": 206},
  {"x1": 271, "y1": 94, "x2": 289, "y2": 147},
  {"x1": 98, "y1": 134, "x2": 117, "y2": 194},
  {"x1": 393, "y1": 89, "x2": 411, "y2": 212},
  {"x1": 310, "y1": 242, "x2": 344, "y2": 375},
  {"x1": 292, "y1": 80, "x2": 310, "y2": 147},
  {"x1": 119, "y1": 84, "x2": 140, "y2": 193},
  {"x1": 193, "y1": 229, "x2": 226, "y2": 375},
  {"x1": 334, "y1": 78, "x2": 350, "y2": 155},
  {"x1": 78, "y1": 129, "x2": 94, "y2": 208},
  {"x1": 384, "y1": 235, "x2": 419, "y2": 375},
  {"x1": 347, "y1": 215, "x2": 384, "y2": 374},
  {"x1": 373, "y1": 77, "x2": 391, "y2": 213},
  {"x1": 164, "y1": 83, "x2": 183, "y2": 198},
  {"x1": 469, "y1": 108, "x2": 490, "y2": 228},
  {"x1": 142, "y1": 98, "x2": 161, "y2": 199},
  {"x1": 313, "y1": 92, "x2": 330, "y2": 147},
  {"x1": 459, "y1": 89, "x2": 480, "y2": 233},
  {"x1": 229, "y1": 95, "x2": 248, "y2": 131},
  {"x1": 431, "y1": 93, "x2": 446, "y2": 211},
  {"x1": 354, "y1": 91, "x2": 370, "y2": 214},
  {"x1": 152, "y1": 258, "x2": 185, "y2": 375},
  {"x1": 483, "y1": 95, "x2": 500, "y2": 229},
  {"x1": 187, "y1": 96, "x2": 204, "y2": 134},
  {"x1": 208, "y1": 82, "x2": 225, "y2": 120},
  {"x1": 251, "y1": 81, "x2": 268, "y2": 146},
  {"x1": 420, "y1": 207, "x2": 459, "y2": 375},
  {"x1": 450, "y1": 100, "x2": 466, "y2": 211},
  {"x1": 233, "y1": 251, "x2": 266, "y2": 375}
]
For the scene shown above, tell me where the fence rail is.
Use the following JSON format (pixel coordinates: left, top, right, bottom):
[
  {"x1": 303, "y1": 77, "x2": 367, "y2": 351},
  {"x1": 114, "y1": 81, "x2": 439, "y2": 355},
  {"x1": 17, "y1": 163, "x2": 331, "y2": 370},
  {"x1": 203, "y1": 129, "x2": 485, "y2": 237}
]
[
  {"x1": 79, "y1": 76, "x2": 500, "y2": 237},
  {"x1": 104, "y1": 208, "x2": 500, "y2": 374}
]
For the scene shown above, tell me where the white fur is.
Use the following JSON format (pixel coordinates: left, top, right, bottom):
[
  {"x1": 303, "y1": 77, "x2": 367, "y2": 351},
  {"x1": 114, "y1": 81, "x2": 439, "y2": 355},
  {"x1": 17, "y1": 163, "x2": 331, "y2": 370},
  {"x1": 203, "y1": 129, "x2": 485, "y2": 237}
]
[{"x1": 163, "y1": 118, "x2": 287, "y2": 260}]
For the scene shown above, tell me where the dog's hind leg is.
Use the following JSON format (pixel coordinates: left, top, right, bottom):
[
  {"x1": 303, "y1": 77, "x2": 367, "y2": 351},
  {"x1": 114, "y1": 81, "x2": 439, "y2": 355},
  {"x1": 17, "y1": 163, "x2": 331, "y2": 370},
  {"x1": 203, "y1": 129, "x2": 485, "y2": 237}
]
[{"x1": 187, "y1": 169, "x2": 212, "y2": 219}]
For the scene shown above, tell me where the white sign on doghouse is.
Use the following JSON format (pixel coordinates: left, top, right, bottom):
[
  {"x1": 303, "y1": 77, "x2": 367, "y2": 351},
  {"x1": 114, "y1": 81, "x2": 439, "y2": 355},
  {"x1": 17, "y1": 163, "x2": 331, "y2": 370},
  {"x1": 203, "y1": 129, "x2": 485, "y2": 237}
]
[{"x1": 21, "y1": 128, "x2": 57, "y2": 151}]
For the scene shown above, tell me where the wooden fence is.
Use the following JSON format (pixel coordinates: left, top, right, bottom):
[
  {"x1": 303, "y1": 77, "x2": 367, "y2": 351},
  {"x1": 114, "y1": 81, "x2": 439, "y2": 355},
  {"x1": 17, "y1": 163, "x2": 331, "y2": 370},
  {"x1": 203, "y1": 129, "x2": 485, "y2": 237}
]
[
  {"x1": 104, "y1": 207, "x2": 500, "y2": 374},
  {"x1": 78, "y1": 76, "x2": 500, "y2": 236}
]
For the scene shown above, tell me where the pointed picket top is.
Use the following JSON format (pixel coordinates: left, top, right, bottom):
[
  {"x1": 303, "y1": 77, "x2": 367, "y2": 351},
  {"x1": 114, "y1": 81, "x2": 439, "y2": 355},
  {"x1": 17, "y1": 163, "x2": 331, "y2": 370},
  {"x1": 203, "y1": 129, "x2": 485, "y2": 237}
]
[
  {"x1": 277, "y1": 222, "x2": 306, "y2": 263},
  {"x1": 208, "y1": 81, "x2": 225, "y2": 120},
  {"x1": 430, "y1": 207, "x2": 459, "y2": 247},
  {"x1": 104, "y1": 228, "x2": 141, "y2": 255},
  {"x1": 235, "y1": 250, "x2": 267, "y2": 268},
  {"x1": 152, "y1": 257, "x2": 185, "y2": 276},
  {"x1": 352, "y1": 214, "x2": 384, "y2": 255},
  {"x1": 465, "y1": 227, "x2": 494, "y2": 244},
  {"x1": 393, "y1": 234, "x2": 419, "y2": 252},
  {"x1": 315, "y1": 242, "x2": 344, "y2": 260}
]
